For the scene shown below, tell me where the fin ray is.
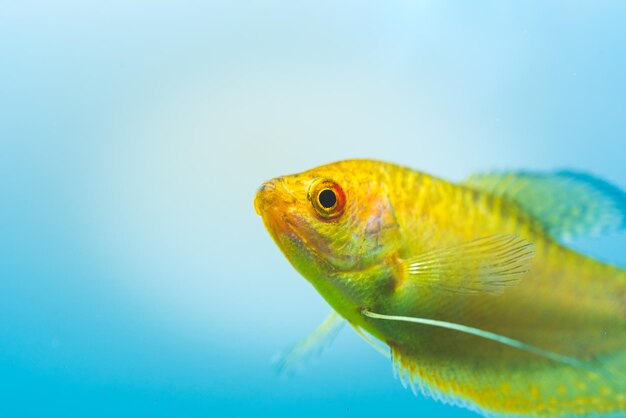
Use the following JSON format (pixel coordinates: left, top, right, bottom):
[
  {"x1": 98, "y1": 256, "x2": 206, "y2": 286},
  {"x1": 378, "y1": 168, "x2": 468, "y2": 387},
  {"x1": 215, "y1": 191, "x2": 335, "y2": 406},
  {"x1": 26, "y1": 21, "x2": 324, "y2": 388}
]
[{"x1": 401, "y1": 234, "x2": 534, "y2": 294}]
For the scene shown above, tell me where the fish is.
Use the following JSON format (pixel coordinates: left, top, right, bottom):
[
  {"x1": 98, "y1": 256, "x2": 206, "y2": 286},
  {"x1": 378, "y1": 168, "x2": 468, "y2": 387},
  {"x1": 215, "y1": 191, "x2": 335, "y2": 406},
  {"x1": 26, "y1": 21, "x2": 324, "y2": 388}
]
[{"x1": 254, "y1": 159, "x2": 626, "y2": 417}]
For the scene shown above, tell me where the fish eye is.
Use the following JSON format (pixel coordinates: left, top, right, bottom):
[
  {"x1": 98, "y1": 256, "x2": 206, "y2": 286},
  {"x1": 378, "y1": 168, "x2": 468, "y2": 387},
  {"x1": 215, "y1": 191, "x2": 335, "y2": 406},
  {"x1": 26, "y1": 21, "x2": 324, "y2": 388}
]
[
  {"x1": 308, "y1": 178, "x2": 346, "y2": 220},
  {"x1": 318, "y1": 189, "x2": 337, "y2": 208}
]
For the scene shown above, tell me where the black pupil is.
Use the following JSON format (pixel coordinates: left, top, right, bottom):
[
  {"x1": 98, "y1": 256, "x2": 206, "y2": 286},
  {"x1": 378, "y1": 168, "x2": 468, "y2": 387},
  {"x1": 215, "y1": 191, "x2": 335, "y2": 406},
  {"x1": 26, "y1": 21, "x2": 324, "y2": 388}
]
[{"x1": 318, "y1": 189, "x2": 337, "y2": 209}]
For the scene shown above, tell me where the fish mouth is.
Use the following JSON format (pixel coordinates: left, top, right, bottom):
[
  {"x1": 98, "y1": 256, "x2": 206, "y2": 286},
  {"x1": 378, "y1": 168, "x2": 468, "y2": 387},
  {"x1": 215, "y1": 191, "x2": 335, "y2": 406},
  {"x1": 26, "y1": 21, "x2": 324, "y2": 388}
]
[
  {"x1": 254, "y1": 178, "x2": 297, "y2": 236},
  {"x1": 254, "y1": 181, "x2": 277, "y2": 216}
]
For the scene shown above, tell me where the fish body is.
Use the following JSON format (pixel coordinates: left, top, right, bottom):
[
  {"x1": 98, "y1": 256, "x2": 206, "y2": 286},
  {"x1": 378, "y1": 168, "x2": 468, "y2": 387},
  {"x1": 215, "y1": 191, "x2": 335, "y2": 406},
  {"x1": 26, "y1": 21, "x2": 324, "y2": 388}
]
[{"x1": 254, "y1": 160, "x2": 626, "y2": 417}]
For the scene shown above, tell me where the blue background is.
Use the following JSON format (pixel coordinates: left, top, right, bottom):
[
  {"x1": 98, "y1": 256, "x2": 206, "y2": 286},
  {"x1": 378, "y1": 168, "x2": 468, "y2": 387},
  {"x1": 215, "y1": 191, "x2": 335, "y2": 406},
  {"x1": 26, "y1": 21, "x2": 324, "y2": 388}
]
[{"x1": 1, "y1": 2, "x2": 625, "y2": 417}]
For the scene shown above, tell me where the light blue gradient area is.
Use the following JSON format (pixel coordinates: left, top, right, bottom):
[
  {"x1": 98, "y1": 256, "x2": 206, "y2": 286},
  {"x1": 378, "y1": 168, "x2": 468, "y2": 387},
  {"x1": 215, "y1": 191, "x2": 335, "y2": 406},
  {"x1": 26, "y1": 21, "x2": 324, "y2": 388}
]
[{"x1": 1, "y1": 2, "x2": 625, "y2": 417}]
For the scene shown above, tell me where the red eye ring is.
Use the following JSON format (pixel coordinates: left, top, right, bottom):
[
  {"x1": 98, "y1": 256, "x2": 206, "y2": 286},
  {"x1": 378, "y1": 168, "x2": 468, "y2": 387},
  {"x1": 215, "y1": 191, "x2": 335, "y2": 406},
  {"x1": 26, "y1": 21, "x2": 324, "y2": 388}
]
[{"x1": 307, "y1": 179, "x2": 346, "y2": 220}]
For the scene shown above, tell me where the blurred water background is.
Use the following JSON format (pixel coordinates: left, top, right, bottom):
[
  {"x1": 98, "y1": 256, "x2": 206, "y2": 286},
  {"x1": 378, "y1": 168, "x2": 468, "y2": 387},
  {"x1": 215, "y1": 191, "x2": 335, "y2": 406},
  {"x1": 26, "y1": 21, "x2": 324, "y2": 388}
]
[{"x1": 1, "y1": 1, "x2": 625, "y2": 417}]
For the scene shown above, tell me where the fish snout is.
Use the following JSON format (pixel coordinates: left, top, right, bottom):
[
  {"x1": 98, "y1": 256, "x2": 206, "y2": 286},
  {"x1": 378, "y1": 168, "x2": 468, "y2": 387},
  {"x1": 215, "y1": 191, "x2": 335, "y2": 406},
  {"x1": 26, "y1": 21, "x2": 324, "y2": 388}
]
[{"x1": 254, "y1": 180, "x2": 278, "y2": 216}]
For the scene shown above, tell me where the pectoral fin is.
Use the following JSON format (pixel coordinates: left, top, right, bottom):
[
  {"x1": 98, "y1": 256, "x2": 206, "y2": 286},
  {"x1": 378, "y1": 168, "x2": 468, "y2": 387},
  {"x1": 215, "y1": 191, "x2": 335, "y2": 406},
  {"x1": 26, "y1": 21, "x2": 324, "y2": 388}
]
[
  {"x1": 400, "y1": 234, "x2": 534, "y2": 294},
  {"x1": 271, "y1": 311, "x2": 344, "y2": 375},
  {"x1": 462, "y1": 170, "x2": 626, "y2": 240}
]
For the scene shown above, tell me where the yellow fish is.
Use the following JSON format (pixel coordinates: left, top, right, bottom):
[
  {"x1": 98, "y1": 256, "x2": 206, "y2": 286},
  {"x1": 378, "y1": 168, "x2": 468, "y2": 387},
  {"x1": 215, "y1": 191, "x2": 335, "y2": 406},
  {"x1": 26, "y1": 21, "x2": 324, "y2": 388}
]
[{"x1": 254, "y1": 159, "x2": 626, "y2": 417}]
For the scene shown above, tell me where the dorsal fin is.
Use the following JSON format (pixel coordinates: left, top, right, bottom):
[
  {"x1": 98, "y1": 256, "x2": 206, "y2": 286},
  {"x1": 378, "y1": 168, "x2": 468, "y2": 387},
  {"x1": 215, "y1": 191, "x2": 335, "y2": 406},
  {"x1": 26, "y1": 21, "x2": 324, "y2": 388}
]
[{"x1": 462, "y1": 170, "x2": 626, "y2": 241}]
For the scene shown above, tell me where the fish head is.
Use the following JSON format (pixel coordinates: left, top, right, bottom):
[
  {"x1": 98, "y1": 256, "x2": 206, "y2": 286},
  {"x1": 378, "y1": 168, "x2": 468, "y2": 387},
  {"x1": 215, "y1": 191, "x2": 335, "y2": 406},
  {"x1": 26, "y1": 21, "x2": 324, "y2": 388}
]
[{"x1": 255, "y1": 160, "x2": 400, "y2": 312}]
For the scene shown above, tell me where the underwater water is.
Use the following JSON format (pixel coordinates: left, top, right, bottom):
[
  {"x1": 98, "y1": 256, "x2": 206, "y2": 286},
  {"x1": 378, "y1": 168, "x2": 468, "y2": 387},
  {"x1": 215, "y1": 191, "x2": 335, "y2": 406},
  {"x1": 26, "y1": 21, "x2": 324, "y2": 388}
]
[{"x1": 1, "y1": 1, "x2": 626, "y2": 417}]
